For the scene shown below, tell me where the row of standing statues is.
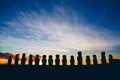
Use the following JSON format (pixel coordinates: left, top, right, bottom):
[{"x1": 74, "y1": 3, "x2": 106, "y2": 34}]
[{"x1": 8, "y1": 51, "x2": 114, "y2": 66}]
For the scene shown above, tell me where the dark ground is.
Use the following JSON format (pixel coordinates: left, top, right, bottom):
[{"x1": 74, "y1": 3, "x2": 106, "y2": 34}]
[{"x1": 0, "y1": 62, "x2": 120, "y2": 80}]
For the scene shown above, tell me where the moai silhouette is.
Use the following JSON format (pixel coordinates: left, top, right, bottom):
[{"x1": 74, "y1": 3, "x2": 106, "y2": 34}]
[
  {"x1": 35, "y1": 55, "x2": 40, "y2": 65},
  {"x1": 15, "y1": 54, "x2": 19, "y2": 65},
  {"x1": 70, "y1": 55, "x2": 74, "y2": 66},
  {"x1": 21, "y1": 53, "x2": 26, "y2": 65},
  {"x1": 42, "y1": 55, "x2": 47, "y2": 66},
  {"x1": 29, "y1": 55, "x2": 33, "y2": 65},
  {"x1": 101, "y1": 52, "x2": 106, "y2": 65},
  {"x1": 86, "y1": 56, "x2": 91, "y2": 66},
  {"x1": 77, "y1": 51, "x2": 82, "y2": 66},
  {"x1": 93, "y1": 55, "x2": 98, "y2": 65},
  {"x1": 55, "y1": 55, "x2": 60, "y2": 66},
  {"x1": 109, "y1": 55, "x2": 113, "y2": 64},
  {"x1": 62, "y1": 55, "x2": 67, "y2": 66},
  {"x1": 48, "y1": 55, "x2": 53, "y2": 66},
  {"x1": 8, "y1": 56, "x2": 12, "y2": 65}
]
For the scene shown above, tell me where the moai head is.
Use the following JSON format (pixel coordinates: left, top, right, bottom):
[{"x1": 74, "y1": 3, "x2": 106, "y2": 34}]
[
  {"x1": 56, "y1": 55, "x2": 59, "y2": 59},
  {"x1": 36, "y1": 55, "x2": 39, "y2": 59},
  {"x1": 109, "y1": 55, "x2": 113, "y2": 59},
  {"x1": 78, "y1": 51, "x2": 82, "y2": 57},
  {"x1": 101, "y1": 52, "x2": 105, "y2": 57},
  {"x1": 63, "y1": 55, "x2": 66, "y2": 59},
  {"x1": 71, "y1": 56, "x2": 74, "y2": 60},
  {"x1": 22, "y1": 53, "x2": 26, "y2": 58},
  {"x1": 86, "y1": 56, "x2": 90, "y2": 60},
  {"x1": 29, "y1": 55, "x2": 32, "y2": 59},
  {"x1": 9, "y1": 55, "x2": 12, "y2": 59},
  {"x1": 49, "y1": 55, "x2": 53, "y2": 59},
  {"x1": 93, "y1": 55, "x2": 97, "y2": 59},
  {"x1": 43, "y1": 55, "x2": 46, "y2": 59},
  {"x1": 15, "y1": 54, "x2": 18, "y2": 59}
]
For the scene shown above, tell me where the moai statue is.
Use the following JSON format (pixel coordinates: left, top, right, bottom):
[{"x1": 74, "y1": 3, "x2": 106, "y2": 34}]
[
  {"x1": 15, "y1": 54, "x2": 19, "y2": 65},
  {"x1": 93, "y1": 55, "x2": 98, "y2": 65},
  {"x1": 35, "y1": 55, "x2": 40, "y2": 65},
  {"x1": 109, "y1": 55, "x2": 113, "y2": 64},
  {"x1": 86, "y1": 56, "x2": 91, "y2": 66},
  {"x1": 48, "y1": 55, "x2": 53, "y2": 66},
  {"x1": 62, "y1": 55, "x2": 67, "y2": 66},
  {"x1": 21, "y1": 53, "x2": 26, "y2": 65},
  {"x1": 42, "y1": 55, "x2": 47, "y2": 66},
  {"x1": 101, "y1": 52, "x2": 106, "y2": 65},
  {"x1": 8, "y1": 56, "x2": 12, "y2": 65},
  {"x1": 70, "y1": 55, "x2": 74, "y2": 66},
  {"x1": 55, "y1": 55, "x2": 60, "y2": 66},
  {"x1": 29, "y1": 55, "x2": 33, "y2": 65},
  {"x1": 77, "y1": 51, "x2": 82, "y2": 66}
]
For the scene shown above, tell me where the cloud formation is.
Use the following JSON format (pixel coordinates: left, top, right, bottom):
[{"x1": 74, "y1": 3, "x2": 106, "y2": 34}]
[{"x1": 0, "y1": 6, "x2": 120, "y2": 54}]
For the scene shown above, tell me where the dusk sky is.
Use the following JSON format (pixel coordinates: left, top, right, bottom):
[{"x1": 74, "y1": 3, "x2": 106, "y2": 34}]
[{"x1": 0, "y1": 0, "x2": 120, "y2": 58}]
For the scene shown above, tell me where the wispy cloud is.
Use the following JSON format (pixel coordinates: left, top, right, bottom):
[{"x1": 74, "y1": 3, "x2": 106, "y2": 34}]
[{"x1": 0, "y1": 6, "x2": 120, "y2": 54}]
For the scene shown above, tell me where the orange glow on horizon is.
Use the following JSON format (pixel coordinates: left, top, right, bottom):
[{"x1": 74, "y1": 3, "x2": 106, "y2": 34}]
[
  {"x1": 0, "y1": 53, "x2": 120, "y2": 65},
  {"x1": 0, "y1": 57, "x2": 114, "y2": 65}
]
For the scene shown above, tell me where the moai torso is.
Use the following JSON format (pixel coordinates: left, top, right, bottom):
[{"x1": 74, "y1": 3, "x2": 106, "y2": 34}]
[
  {"x1": 42, "y1": 55, "x2": 47, "y2": 66},
  {"x1": 70, "y1": 56, "x2": 74, "y2": 66},
  {"x1": 86, "y1": 56, "x2": 91, "y2": 66},
  {"x1": 8, "y1": 56, "x2": 12, "y2": 65},
  {"x1": 62, "y1": 55, "x2": 67, "y2": 66},
  {"x1": 101, "y1": 52, "x2": 106, "y2": 64},
  {"x1": 48, "y1": 55, "x2": 53, "y2": 66},
  {"x1": 15, "y1": 54, "x2": 19, "y2": 65},
  {"x1": 93, "y1": 55, "x2": 98, "y2": 65},
  {"x1": 55, "y1": 55, "x2": 60, "y2": 66},
  {"x1": 109, "y1": 55, "x2": 113, "y2": 64},
  {"x1": 21, "y1": 53, "x2": 26, "y2": 65},
  {"x1": 35, "y1": 55, "x2": 39, "y2": 65},
  {"x1": 77, "y1": 51, "x2": 82, "y2": 66},
  {"x1": 29, "y1": 55, "x2": 33, "y2": 65}
]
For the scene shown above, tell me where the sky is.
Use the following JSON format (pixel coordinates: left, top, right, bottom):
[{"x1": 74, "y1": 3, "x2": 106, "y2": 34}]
[{"x1": 0, "y1": 0, "x2": 120, "y2": 60}]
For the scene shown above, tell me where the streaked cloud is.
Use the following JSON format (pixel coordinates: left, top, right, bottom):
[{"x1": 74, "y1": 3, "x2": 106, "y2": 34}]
[{"x1": 0, "y1": 6, "x2": 120, "y2": 54}]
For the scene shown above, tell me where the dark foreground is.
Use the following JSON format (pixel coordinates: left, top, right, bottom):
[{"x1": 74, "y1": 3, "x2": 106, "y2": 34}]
[{"x1": 0, "y1": 63, "x2": 120, "y2": 80}]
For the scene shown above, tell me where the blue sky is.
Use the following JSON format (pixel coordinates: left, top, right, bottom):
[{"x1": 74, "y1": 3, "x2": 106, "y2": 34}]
[{"x1": 0, "y1": 0, "x2": 120, "y2": 56}]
